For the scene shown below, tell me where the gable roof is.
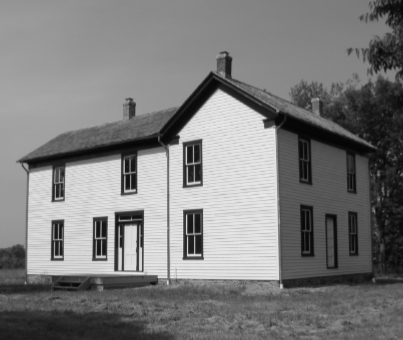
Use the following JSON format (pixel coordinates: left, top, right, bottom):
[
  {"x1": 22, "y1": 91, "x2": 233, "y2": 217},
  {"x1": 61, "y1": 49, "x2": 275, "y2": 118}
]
[
  {"x1": 161, "y1": 72, "x2": 376, "y2": 152},
  {"x1": 19, "y1": 107, "x2": 177, "y2": 163}
]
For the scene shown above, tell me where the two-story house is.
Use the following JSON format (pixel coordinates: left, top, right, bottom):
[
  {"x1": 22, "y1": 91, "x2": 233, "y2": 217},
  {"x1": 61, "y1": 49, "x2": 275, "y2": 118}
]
[{"x1": 19, "y1": 52, "x2": 375, "y2": 288}]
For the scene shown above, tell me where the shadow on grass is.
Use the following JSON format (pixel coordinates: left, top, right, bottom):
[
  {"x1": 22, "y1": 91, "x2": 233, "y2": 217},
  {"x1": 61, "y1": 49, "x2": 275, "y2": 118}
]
[
  {"x1": 0, "y1": 284, "x2": 52, "y2": 294},
  {"x1": 0, "y1": 310, "x2": 174, "y2": 340}
]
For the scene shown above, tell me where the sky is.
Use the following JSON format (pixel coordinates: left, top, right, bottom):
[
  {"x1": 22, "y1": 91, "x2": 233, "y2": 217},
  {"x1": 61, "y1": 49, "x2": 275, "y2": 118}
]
[{"x1": 0, "y1": 0, "x2": 394, "y2": 248}]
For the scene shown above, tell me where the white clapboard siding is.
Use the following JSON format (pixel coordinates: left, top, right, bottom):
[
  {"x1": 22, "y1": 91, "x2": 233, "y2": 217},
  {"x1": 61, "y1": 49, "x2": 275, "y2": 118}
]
[
  {"x1": 278, "y1": 129, "x2": 372, "y2": 280},
  {"x1": 27, "y1": 147, "x2": 167, "y2": 277},
  {"x1": 169, "y1": 88, "x2": 279, "y2": 280}
]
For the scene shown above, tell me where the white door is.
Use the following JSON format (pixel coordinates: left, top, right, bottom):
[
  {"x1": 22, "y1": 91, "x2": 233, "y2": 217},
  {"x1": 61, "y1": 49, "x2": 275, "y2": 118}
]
[
  {"x1": 124, "y1": 224, "x2": 138, "y2": 271},
  {"x1": 326, "y1": 217, "x2": 335, "y2": 268}
]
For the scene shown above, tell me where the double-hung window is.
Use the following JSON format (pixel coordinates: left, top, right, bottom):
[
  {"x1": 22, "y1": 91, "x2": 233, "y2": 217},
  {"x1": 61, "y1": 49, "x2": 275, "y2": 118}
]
[
  {"x1": 347, "y1": 153, "x2": 356, "y2": 192},
  {"x1": 348, "y1": 212, "x2": 358, "y2": 255},
  {"x1": 52, "y1": 166, "x2": 65, "y2": 201},
  {"x1": 122, "y1": 154, "x2": 137, "y2": 194},
  {"x1": 93, "y1": 217, "x2": 107, "y2": 260},
  {"x1": 301, "y1": 206, "x2": 314, "y2": 256},
  {"x1": 183, "y1": 141, "x2": 202, "y2": 187},
  {"x1": 51, "y1": 220, "x2": 64, "y2": 260},
  {"x1": 298, "y1": 138, "x2": 311, "y2": 184},
  {"x1": 183, "y1": 210, "x2": 203, "y2": 259}
]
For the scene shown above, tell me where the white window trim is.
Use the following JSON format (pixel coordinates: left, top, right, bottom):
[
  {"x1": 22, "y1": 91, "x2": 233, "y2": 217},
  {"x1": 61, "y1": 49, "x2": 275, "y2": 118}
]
[
  {"x1": 94, "y1": 219, "x2": 107, "y2": 259},
  {"x1": 185, "y1": 212, "x2": 202, "y2": 257},
  {"x1": 123, "y1": 155, "x2": 137, "y2": 193},
  {"x1": 53, "y1": 167, "x2": 65, "y2": 201},
  {"x1": 52, "y1": 222, "x2": 63, "y2": 259},
  {"x1": 299, "y1": 139, "x2": 310, "y2": 182},
  {"x1": 185, "y1": 144, "x2": 202, "y2": 186}
]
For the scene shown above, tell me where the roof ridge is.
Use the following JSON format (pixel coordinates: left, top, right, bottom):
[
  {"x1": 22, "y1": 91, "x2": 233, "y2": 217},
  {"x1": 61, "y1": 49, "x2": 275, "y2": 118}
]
[{"x1": 59, "y1": 106, "x2": 179, "y2": 135}]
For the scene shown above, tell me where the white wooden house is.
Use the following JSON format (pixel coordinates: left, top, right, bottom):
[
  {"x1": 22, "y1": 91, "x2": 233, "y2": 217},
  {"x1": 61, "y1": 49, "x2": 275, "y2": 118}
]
[{"x1": 19, "y1": 52, "x2": 375, "y2": 288}]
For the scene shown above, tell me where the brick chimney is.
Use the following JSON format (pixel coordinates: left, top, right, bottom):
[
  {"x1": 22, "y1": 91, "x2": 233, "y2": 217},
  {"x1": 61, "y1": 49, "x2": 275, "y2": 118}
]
[
  {"x1": 216, "y1": 51, "x2": 232, "y2": 78},
  {"x1": 311, "y1": 98, "x2": 323, "y2": 117},
  {"x1": 123, "y1": 98, "x2": 136, "y2": 120}
]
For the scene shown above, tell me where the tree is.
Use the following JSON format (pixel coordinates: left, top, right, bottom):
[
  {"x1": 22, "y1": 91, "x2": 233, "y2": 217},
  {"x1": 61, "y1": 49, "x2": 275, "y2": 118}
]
[
  {"x1": 0, "y1": 244, "x2": 25, "y2": 269},
  {"x1": 348, "y1": 0, "x2": 403, "y2": 81},
  {"x1": 290, "y1": 76, "x2": 403, "y2": 273}
]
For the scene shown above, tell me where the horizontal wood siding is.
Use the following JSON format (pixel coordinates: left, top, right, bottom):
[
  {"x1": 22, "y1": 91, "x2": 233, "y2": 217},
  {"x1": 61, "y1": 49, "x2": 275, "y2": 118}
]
[
  {"x1": 27, "y1": 148, "x2": 167, "y2": 276},
  {"x1": 170, "y1": 88, "x2": 278, "y2": 280},
  {"x1": 278, "y1": 129, "x2": 372, "y2": 280}
]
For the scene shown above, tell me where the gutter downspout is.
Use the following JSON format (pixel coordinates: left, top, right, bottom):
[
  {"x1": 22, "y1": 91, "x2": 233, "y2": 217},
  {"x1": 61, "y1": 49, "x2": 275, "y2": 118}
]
[
  {"x1": 158, "y1": 135, "x2": 171, "y2": 286},
  {"x1": 20, "y1": 163, "x2": 29, "y2": 285},
  {"x1": 275, "y1": 115, "x2": 287, "y2": 289}
]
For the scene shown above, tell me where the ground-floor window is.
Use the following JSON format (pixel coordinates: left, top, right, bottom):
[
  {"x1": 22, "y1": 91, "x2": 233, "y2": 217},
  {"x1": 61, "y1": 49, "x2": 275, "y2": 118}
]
[
  {"x1": 93, "y1": 217, "x2": 108, "y2": 260},
  {"x1": 325, "y1": 214, "x2": 338, "y2": 269},
  {"x1": 183, "y1": 210, "x2": 203, "y2": 259},
  {"x1": 301, "y1": 206, "x2": 314, "y2": 256},
  {"x1": 349, "y1": 212, "x2": 358, "y2": 255},
  {"x1": 51, "y1": 220, "x2": 64, "y2": 260}
]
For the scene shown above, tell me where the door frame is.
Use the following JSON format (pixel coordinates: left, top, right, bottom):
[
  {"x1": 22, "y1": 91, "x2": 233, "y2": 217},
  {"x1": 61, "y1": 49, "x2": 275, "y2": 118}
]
[
  {"x1": 325, "y1": 214, "x2": 338, "y2": 269},
  {"x1": 114, "y1": 210, "x2": 144, "y2": 272}
]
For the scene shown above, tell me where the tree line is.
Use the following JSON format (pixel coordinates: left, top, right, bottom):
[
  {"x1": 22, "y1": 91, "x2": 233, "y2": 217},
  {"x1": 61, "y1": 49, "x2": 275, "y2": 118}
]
[
  {"x1": 288, "y1": 1, "x2": 403, "y2": 273},
  {"x1": 0, "y1": 244, "x2": 25, "y2": 269}
]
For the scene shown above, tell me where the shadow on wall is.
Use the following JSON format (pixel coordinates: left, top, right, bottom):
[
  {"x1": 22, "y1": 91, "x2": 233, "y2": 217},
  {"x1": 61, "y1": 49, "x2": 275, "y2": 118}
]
[{"x1": 0, "y1": 310, "x2": 174, "y2": 340}]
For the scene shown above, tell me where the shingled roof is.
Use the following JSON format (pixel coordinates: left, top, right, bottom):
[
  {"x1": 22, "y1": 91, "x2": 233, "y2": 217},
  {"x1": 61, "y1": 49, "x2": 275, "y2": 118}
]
[
  {"x1": 19, "y1": 107, "x2": 178, "y2": 163},
  {"x1": 218, "y1": 74, "x2": 375, "y2": 151}
]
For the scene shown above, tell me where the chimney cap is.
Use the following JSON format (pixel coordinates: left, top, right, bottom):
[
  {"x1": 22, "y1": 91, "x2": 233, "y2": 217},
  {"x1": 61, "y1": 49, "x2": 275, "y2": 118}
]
[{"x1": 125, "y1": 97, "x2": 134, "y2": 102}]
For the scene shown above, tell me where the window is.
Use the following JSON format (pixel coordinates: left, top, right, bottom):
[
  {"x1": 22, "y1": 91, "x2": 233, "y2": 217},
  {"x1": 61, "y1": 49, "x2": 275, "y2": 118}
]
[
  {"x1": 349, "y1": 212, "x2": 358, "y2": 255},
  {"x1": 347, "y1": 153, "x2": 356, "y2": 192},
  {"x1": 51, "y1": 220, "x2": 64, "y2": 260},
  {"x1": 325, "y1": 215, "x2": 338, "y2": 269},
  {"x1": 52, "y1": 166, "x2": 65, "y2": 201},
  {"x1": 93, "y1": 217, "x2": 107, "y2": 260},
  {"x1": 183, "y1": 210, "x2": 203, "y2": 259},
  {"x1": 301, "y1": 206, "x2": 314, "y2": 256},
  {"x1": 298, "y1": 138, "x2": 311, "y2": 184},
  {"x1": 122, "y1": 154, "x2": 137, "y2": 194},
  {"x1": 183, "y1": 141, "x2": 202, "y2": 187}
]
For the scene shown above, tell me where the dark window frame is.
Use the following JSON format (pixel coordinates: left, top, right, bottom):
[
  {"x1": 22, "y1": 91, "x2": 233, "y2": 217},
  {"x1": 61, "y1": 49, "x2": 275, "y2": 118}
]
[
  {"x1": 347, "y1": 152, "x2": 357, "y2": 193},
  {"x1": 325, "y1": 214, "x2": 338, "y2": 269},
  {"x1": 51, "y1": 220, "x2": 64, "y2": 261},
  {"x1": 183, "y1": 209, "x2": 204, "y2": 260},
  {"x1": 52, "y1": 165, "x2": 65, "y2": 202},
  {"x1": 300, "y1": 205, "x2": 314, "y2": 256},
  {"x1": 298, "y1": 136, "x2": 312, "y2": 184},
  {"x1": 348, "y1": 212, "x2": 359, "y2": 256},
  {"x1": 183, "y1": 140, "x2": 203, "y2": 188},
  {"x1": 121, "y1": 152, "x2": 138, "y2": 195},
  {"x1": 93, "y1": 217, "x2": 108, "y2": 261}
]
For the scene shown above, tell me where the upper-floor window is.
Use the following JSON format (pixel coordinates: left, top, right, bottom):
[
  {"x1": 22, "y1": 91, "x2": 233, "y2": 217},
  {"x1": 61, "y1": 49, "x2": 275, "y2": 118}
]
[
  {"x1": 347, "y1": 153, "x2": 356, "y2": 192},
  {"x1": 51, "y1": 220, "x2": 64, "y2": 260},
  {"x1": 52, "y1": 166, "x2": 65, "y2": 201},
  {"x1": 183, "y1": 140, "x2": 202, "y2": 187},
  {"x1": 122, "y1": 154, "x2": 137, "y2": 194},
  {"x1": 93, "y1": 217, "x2": 108, "y2": 260},
  {"x1": 183, "y1": 210, "x2": 203, "y2": 259},
  {"x1": 301, "y1": 206, "x2": 314, "y2": 256},
  {"x1": 298, "y1": 138, "x2": 311, "y2": 184},
  {"x1": 348, "y1": 212, "x2": 358, "y2": 255}
]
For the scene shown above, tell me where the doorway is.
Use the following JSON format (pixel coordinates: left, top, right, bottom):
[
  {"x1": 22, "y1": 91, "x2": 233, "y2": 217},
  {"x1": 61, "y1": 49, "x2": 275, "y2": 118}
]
[{"x1": 115, "y1": 212, "x2": 143, "y2": 272}]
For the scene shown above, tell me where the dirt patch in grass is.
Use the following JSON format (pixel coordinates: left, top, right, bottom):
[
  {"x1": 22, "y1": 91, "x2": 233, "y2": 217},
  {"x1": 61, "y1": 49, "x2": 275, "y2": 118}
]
[{"x1": 0, "y1": 280, "x2": 402, "y2": 339}]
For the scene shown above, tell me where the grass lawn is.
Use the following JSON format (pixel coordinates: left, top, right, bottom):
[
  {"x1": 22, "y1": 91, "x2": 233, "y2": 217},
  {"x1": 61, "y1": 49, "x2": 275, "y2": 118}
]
[{"x1": 0, "y1": 271, "x2": 402, "y2": 339}]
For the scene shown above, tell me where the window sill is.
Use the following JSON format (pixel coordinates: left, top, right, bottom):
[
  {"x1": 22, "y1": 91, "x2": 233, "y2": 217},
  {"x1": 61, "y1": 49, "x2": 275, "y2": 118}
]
[
  {"x1": 347, "y1": 190, "x2": 357, "y2": 194},
  {"x1": 349, "y1": 253, "x2": 359, "y2": 256},
  {"x1": 52, "y1": 199, "x2": 65, "y2": 202},
  {"x1": 299, "y1": 179, "x2": 312, "y2": 185},
  {"x1": 326, "y1": 266, "x2": 338, "y2": 270},
  {"x1": 301, "y1": 253, "x2": 315, "y2": 257},
  {"x1": 51, "y1": 258, "x2": 64, "y2": 261},
  {"x1": 183, "y1": 257, "x2": 204, "y2": 260},
  {"x1": 121, "y1": 191, "x2": 138, "y2": 196},
  {"x1": 183, "y1": 183, "x2": 203, "y2": 188},
  {"x1": 92, "y1": 258, "x2": 108, "y2": 261}
]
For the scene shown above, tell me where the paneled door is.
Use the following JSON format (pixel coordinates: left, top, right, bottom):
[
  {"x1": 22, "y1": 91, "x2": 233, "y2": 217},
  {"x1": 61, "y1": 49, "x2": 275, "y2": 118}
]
[{"x1": 124, "y1": 224, "x2": 138, "y2": 271}]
